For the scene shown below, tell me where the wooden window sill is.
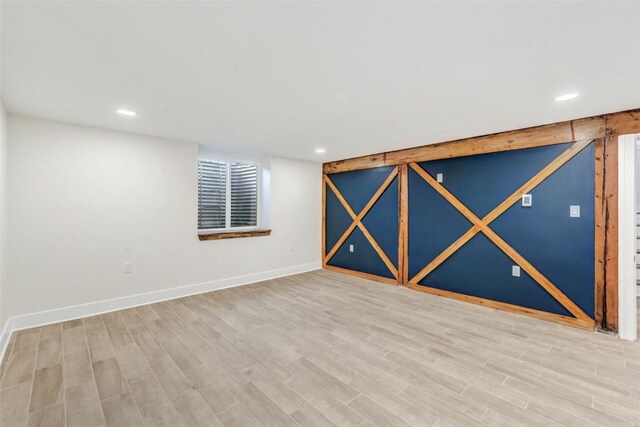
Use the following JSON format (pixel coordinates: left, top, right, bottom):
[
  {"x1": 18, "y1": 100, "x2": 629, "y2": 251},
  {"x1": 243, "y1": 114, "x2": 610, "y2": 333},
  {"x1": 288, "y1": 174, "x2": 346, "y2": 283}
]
[{"x1": 198, "y1": 229, "x2": 271, "y2": 241}]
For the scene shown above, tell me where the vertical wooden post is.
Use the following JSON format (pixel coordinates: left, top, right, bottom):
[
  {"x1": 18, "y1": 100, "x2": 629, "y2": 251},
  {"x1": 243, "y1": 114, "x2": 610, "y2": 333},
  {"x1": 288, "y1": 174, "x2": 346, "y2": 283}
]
[
  {"x1": 398, "y1": 164, "x2": 409, "y2": 285},
  {"x1": 322, "y1": 175, "x2": 327, "y2": 266},
  {"x1": 594, "y1": 139, "x2": 606, "y2": 328},
  {"x1": 602, "y1": 128, "x2": 619, "y2": 331}
]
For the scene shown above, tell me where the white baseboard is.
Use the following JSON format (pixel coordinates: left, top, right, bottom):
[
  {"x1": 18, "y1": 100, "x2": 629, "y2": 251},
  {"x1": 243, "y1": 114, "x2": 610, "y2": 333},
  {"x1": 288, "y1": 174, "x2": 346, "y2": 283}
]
[{"x1": 0, "y1": 262, "x2": 320, "y2": 363}]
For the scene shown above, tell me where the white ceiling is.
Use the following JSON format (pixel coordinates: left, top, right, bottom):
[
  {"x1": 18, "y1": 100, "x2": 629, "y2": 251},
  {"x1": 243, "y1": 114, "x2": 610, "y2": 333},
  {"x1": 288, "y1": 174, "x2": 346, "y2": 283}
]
[{"x1": 2, "y1": 1, "x2": 640, "y2": 162}]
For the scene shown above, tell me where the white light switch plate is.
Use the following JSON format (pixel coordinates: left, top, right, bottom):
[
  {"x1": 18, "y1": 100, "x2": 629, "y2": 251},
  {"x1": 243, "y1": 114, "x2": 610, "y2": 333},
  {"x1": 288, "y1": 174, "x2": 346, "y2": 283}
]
[
  {"x1": 570, "y1": 205, "x2": 580, "y2": 217},
  {"x1": 521, "y1": 194, "x2": 532, "y2": 207},
  {"x1": 124, "y1": 262, "x2": 133, "y2": 274},
  {"x1": 349, "y1": 244, "x2": 354, "y2": 252},
  {"x1": 436, "y1": 173, "x2": 443, "y2": 183},
  {"x1": 512, "y1": 265, "x2": 521, "y2": 277}
]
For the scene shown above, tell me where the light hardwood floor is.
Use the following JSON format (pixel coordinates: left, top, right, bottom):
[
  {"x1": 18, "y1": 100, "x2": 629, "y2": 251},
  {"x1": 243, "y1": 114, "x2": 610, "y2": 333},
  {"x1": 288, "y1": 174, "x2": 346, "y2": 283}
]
[{"x1": 1, "y1": 270, "x2": 639, "y2": 426}]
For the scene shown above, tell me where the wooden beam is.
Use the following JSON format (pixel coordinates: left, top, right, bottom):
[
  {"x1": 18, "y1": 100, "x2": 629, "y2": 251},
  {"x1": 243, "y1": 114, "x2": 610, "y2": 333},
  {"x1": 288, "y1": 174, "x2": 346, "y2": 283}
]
[
  {"x1": 323, "y1": 176, "x2": 358, "y2": 263},
  {"x1": 324, "y1": 264, "x2": 398, "y2": 286},
  {"x1": 324, "y1": 175, "x2": 357, "y2": 218},
  {"x1": 482, "y1": 139, "x2": 593, "y2": 224},
  {"x1": 323, "y1": 108, "x2": 639, "y2": 174},
  {"x1": 322, "y1": 175, "x2": 327, "y2": 265},
  {"x1": 606, "y1": 110, "x2": 640, "y2": 136},
  {"x1": 398, "y1": 164, "x2": 409, "y2": 285},
  {"x1": 602, "y1": 125, "x2": 619, "y2": 331},
  {"x1": 408, "y1": 163, "x2": 481, "y2": 224},
  {"x1": 409, "y1": 226, "x2": 479, "y2": 284},
  {"x1": 406, "y1": 284, "x2": 595, "y2": 330},
  {"x1": 594, "y1": 139, "x2": 605, "y2": 327},
  {"x1": 479, "y1": 225, "x2": 590, "y2": 321},
  {"x1": 357, "y1": 223, "x2": 399, "y2": 279},
  {"x1": 198, "y1": 229, "x2": 271, "y2": 240}
]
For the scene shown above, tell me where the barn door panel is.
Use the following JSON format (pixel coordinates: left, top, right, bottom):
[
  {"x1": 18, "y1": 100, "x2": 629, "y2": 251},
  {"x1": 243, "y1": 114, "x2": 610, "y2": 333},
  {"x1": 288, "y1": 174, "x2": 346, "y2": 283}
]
[
  {"x1": 423, "y1": 233, "x2": 573, "y2": 316},
  {"x1": 324, "y1": 166, "x2": 400, "y2": 283},
  {"x1": 407, "y1": 140, "x2": 595, "y2": 327}
]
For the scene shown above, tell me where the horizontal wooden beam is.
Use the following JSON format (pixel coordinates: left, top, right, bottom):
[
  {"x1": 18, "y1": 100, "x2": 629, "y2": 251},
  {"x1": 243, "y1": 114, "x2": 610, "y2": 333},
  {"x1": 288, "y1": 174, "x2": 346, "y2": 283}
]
[
  {"x1": 323, "y1": 108, "x2": 638, "y2": 174},
  {"x1": 198, "y1": 229, "x2": 271, "y2": 240},
  {"x1": 323, "y1": 265, "x2": 398, "y2": 286}
]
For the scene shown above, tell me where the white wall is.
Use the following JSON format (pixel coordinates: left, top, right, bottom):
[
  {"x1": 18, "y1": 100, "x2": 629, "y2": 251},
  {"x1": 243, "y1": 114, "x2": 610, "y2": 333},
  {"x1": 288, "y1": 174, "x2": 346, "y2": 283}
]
[
  {"x1": 0, "y1": 103, "x2": 7, "y2": 334},
  {"x1": 619, "y1": 134, "x2": 637, "y2": 341},
  {"x1": 1, "y1": 115, "x2": 321, "y2": 328}
]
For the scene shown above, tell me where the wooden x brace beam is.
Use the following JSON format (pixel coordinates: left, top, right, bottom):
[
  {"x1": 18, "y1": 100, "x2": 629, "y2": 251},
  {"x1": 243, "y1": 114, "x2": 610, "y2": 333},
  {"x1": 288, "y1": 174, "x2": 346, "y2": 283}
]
[
  {"x1": 324, "y1": 167, "x2": 399, "y2": 279},
  {"x1": 408, "y1": 139, "x2": 593, "y2": 321}
]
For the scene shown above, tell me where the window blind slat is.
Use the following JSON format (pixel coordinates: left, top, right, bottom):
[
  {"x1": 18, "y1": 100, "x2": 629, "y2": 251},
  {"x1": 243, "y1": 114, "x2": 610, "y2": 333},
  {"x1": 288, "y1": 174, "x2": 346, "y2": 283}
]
[
  {"x1": 230, "y1": 162, "x2": 258, "y2": 228},
  {"x1": 198, "y1": 160, "x2": 227, "y2": 229}
]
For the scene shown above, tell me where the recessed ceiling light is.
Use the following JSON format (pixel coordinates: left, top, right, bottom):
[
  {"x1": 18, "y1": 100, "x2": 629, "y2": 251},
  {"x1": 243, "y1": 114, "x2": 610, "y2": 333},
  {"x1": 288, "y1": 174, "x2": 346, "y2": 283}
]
[
  {"x1": 554, "y1": 93, "x2": 579, "y2": 102},
  {"x1": 315, "y1": 148, "x2": 326, "y2": 154},
  {"x1": 116, "y1": 108, "x2": 137, "y2": 116}
]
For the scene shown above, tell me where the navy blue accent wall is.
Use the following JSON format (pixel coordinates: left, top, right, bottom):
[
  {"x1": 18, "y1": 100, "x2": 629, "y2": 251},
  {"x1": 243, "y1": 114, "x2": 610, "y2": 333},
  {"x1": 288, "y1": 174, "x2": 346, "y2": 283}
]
[
  {"x1": 409, "y1": 142, "x2": 594, "y2": 319},
  {"x1": 325, "y1": 141, "x2": 595, "y2": 320},
  {"x1": 326, "y1": 167, "x2": 398, "y2": 278},
  {"x1": 491, "y1": 143, "x2": 595, "y2": 317},
  {"x1": 422, "y1": 233, "x2": 572, "y2": 316},
  {"x1": 329, "y1": 227, "x2": 396, "y2": 279},
  {"x1": 329, "y1": 166, "x2": 395, "y2": 213},
  {"x1": 362, "y1": 177, "x2": 399, "y2": 268},
  {"x1": 420, "y1": 143, "x2": 571, "y2": 217},
  {"x1": 325, "y1": 189, "x2": 354, "y2": 251},
  {"x1": 408, "y1": 167, "x2": 472, "y2": 279}
]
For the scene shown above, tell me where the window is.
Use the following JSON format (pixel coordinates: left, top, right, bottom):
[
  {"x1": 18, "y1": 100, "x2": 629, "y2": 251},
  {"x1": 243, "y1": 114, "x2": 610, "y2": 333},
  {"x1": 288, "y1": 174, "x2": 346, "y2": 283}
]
[{"x1": 198, "y1": 159, "x2": 259, "y2": 231}]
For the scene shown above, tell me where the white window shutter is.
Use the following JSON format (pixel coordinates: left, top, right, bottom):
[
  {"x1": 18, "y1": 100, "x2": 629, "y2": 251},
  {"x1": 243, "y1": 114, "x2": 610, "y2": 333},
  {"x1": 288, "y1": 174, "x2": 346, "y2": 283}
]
[
  {"x1": 230, "y1": 162, "x2": 258, "y2": 227},
  {"x1": 198, "y1": 160, "x2": 227, "y2": 229}
]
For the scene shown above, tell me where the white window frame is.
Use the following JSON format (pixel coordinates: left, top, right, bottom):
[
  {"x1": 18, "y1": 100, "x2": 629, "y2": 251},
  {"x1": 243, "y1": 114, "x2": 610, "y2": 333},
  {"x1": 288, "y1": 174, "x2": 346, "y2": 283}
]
[{"x1": 198, "y1": 158, "x2": 262, "y2": 234}]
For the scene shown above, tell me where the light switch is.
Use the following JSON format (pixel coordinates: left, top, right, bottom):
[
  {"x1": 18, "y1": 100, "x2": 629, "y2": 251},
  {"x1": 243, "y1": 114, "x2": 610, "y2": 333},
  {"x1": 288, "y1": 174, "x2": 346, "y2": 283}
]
[
  {"x1": 436, "y1": 173, "x2": 443, "y2": 183},
  {"x1": 512, "y1": 265, "x2": 521, "y2": 277},
  {"x1": 521, "y1": 194, "x2": 532, "y2": 207},
  {"x1": 570, "y1": 205, "x2": 580, "y2": 218},
  {"x1": 349, "y1": 244, "x2": 354, "y2": 252}
]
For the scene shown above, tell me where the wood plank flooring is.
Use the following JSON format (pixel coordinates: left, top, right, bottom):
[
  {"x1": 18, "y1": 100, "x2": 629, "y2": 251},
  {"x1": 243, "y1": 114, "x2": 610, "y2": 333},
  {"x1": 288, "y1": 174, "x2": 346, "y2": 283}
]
[{"x1": 1, "y1": 269, "x2": 639, "y2": 426}]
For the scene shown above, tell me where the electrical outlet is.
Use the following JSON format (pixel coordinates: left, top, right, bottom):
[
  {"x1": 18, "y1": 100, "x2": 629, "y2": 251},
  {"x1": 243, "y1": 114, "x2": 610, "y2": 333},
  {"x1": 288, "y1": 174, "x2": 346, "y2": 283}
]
[
  {"x1": 124, "y1": 262, "x2": 133, "y2": 274},
  {"x1": 290, "y1": 245, "x2": 295, "y2": 253},
  {"x1": 436, "y1": 173, "x2": 444, "y2": 183},
  {"x1": 570, "y1": 205, "x2": 580, "y2": 218},
  {"x1": 349, "y1": 244, "x2": 354, "y2": 252},
  {"x1": 521, "y1": 194, "x2": 532, "y2": 207},
  {"x1": 512, "y1": 265, "x2": 521, "y2": 277}
]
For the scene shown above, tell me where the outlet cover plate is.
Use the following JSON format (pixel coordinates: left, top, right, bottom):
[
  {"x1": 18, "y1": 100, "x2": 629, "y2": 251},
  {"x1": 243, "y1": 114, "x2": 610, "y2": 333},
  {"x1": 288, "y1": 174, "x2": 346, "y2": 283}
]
[
  {"x1": 570, "y1": 205, "x2": 581, "y2": 217},
  {"x1": 512, "y1": 265, "x2": 521, "y2": 277}
]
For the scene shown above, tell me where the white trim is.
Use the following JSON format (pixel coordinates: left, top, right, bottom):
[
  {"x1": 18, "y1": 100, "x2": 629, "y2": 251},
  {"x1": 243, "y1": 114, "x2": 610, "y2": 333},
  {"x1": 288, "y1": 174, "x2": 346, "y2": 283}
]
[
  {"x1": 618, "y1": 134, "x2": 637, "y2": 341},
  {"x1": 0, "y1": 262, "x2": 321, "y2": 363}
]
